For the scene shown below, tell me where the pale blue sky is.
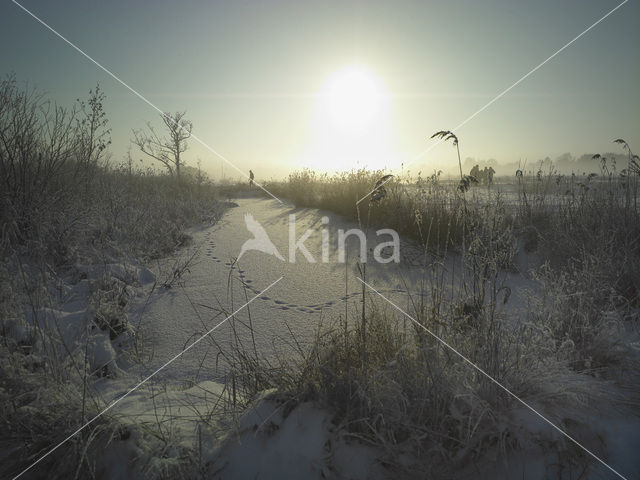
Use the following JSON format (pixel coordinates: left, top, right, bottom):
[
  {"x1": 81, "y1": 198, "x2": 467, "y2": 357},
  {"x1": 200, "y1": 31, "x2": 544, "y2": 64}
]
[{"x1": 1, "y1": 0, "x2": 638, "y2": 178}]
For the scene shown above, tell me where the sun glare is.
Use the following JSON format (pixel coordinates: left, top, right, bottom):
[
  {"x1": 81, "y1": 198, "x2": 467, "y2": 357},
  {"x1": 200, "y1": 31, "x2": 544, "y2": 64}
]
[
  {"x1": 325, "y1": 66, "x2": 384, "y2": 132},
  {"x1": 305, "y1": 65, "x2": 396, "y2": 172}
]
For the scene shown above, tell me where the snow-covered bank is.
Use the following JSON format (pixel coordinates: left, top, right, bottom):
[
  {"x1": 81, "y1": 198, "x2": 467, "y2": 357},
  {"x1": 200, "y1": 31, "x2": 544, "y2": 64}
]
[
  {"x1": 207, "y1": 391, "x2": 386, "y2": 480},
  {"x1": 2, "y1": 257, "x2": 155, "y2": 380}
]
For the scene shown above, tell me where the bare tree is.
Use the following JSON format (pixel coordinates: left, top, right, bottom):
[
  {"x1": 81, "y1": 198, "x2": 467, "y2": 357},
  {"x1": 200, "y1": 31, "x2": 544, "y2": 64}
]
[{"x1": 131, "y1": 111, "x2": 192, "y2": 179}]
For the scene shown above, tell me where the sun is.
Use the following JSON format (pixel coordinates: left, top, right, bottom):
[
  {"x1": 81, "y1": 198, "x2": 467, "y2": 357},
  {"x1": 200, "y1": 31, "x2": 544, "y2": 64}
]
[
  {"x1": 323, "y1": 66, "x2": 385, "y2": 132},
  {"x1": 304, "y1": 65, "x2": 396, "y2": 172}
]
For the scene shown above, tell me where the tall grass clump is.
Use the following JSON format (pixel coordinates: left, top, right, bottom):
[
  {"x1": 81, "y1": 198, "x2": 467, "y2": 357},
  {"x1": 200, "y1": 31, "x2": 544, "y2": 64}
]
[
  {"x1": 530, "y1": 260, "x2": 639, "y2": 377},
  {"x1": 223, "y1": 205, "x2": 632, "y2": 477},
  {"x1": 514, "y1": 143, "x2": 640, "y2": 308},
  {"x1": 0, "y1": 75, "x2": 228, "y2": 478},
  {"x1": 229, "y1": 291, "x2": 613, "y2": 477},
  {"x1": 267, "y1": 168, "x2": 469, "y2": 253}
]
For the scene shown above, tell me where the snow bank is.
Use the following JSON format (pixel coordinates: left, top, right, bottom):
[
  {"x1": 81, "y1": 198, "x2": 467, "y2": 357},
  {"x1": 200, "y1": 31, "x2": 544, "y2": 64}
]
[
  {"x1": 208, "y1": 394, "x2": 385, "y2": 479},
  {"x1": 3, "y1": 258, "x2": 150, "y2": 379},
  {"x1": 73, "y1": 262, "x2": 156, "y2": 286}
]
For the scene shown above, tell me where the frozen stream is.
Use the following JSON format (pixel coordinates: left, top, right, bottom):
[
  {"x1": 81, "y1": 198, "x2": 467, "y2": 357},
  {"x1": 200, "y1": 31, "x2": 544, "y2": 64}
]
[{"x1": 129, "y1": 195, "x2": 535, "y2": 383}]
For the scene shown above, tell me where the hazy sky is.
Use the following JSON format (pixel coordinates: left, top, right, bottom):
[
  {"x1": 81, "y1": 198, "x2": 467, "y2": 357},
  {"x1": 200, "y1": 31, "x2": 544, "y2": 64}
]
[{"x1": 1, "y1": 0, "x2": 638, "y2": 179}]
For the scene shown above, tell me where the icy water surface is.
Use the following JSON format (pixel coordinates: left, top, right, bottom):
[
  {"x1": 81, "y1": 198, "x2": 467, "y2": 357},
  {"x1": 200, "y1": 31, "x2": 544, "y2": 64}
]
[{"x1": 131, "y1": 196, "x2": 535, "y2": 383}]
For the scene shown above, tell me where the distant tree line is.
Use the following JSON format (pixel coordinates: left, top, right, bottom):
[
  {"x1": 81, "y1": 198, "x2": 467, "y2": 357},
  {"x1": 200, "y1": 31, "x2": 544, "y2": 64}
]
[{"x1": 463, "y1": 152, "x2": 630, "y2": 176}]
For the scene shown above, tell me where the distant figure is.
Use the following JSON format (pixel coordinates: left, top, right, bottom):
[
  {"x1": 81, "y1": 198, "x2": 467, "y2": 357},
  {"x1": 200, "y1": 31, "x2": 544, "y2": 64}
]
[
  {"x1": 487, "y1": 166, "x2": 495, "y2": 185},
  {"x1": 249, "y1": 170, "x2": 255, "y2": 187}
]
